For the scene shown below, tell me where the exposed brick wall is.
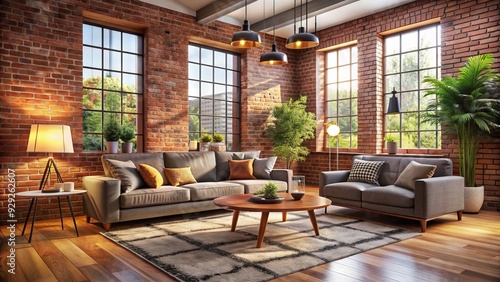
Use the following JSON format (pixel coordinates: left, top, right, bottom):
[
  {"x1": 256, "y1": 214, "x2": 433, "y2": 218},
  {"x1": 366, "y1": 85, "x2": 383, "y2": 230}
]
[{"x1": 296, "y1": 0, "x2": 500, "y2": 211}]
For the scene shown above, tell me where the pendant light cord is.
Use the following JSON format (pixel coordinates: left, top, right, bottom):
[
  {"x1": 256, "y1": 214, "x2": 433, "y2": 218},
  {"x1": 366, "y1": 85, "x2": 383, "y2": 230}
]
[
  {"x1": 245, "y1": 0, "x2": 248, "y2": 20},
  {"x1": 273, "y1": 0, "x2": 276, "y2": 43},
  {"x1": 305, "y1": 0, "x2": 308, "y2": 32},
  {"x1": 293, "y1": 0, "x2": 296, "y2": 34}
]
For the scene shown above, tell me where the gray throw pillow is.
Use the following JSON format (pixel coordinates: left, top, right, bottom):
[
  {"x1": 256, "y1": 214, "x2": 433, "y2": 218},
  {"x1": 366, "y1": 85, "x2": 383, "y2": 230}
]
[
  {"x1": 347, "y1": 159, "x2": 385, "y2": 185},
  {"x1": 253, "y1": 157, "x2": 277, "y2": 179},
  {"x1": 395, "y1": 161, "x2": 437, "y2": 190},
  {"x1": 106, "y1": 159, "x2": 146, "y2": 193}
]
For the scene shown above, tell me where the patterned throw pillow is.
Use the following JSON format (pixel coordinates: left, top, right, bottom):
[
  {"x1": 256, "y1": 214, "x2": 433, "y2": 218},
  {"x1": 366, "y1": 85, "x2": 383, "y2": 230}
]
[
  {"x1": 163, "y1": 167, "x2": 197, "y2": 186},
  {"x1": 394, "y1": 161, "x2": 437, "y2": 190},
  {"x1": 228, "y1": 159, "x2": 256, "y2": 180},
  {"x1": 347, "y1": 159, "x2": 385, "y2": 185},
  {"x1": 138, "y1": 164, "x2": 163, "y2": 188}
]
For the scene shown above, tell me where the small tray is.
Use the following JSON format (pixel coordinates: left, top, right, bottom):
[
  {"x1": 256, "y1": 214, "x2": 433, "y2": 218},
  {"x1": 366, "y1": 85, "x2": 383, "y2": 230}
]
[{"x1": 249, "y1": 196, "x2": 284, "y2": 204}]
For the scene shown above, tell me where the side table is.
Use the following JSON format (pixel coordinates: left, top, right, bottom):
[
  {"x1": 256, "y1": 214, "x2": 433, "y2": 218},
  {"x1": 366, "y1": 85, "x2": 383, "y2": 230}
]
[{"x1": 16, "y1": 190, "x2": 87, "y2": 243}]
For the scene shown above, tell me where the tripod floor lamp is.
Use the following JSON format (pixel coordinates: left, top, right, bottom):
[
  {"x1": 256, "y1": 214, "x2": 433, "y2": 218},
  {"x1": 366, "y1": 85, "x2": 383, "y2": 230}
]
[
  {"x1": 327, "y1": 123, "x2": 340, "y2": 171},
  {"x1": 27, "y1": 124, "x2": 74, "y2": 190}
]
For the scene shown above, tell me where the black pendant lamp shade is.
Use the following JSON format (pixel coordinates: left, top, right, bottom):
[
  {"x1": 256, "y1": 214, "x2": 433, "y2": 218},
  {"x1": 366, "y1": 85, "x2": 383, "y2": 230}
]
[
  {"x1": 387, "y1": 88, "x2": 400, "y2": 114},
  {"x1": 285, "y1": 0, "x2": 319, "y2": 49},
  {"x1": 260, "y1": 44, "x2": 288, "y2": 65},
  {"x1": 230, "y1": 0, "x2": 261, "y2": 48}
]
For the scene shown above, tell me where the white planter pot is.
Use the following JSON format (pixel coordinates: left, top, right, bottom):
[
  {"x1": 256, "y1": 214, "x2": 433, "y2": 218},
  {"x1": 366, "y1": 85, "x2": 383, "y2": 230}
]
[
  {"x1": 210, "y1": 142, "x2": 226, "y2": 152},
  {"x1": 464, "y1": 185, "x2": 484, "y2": 213},
  {"x1": 199, "y1": 142, "x2": 211, "y2": 151},
  {"x1": 106, "y1": 141, "x2": 119, "y2": 154},
  {"x1": 387, "y1": 142, "x2": 398, "y2": 154},
  {"x1": 122, "y1": 142, "x2": 133, "y2": 153}
]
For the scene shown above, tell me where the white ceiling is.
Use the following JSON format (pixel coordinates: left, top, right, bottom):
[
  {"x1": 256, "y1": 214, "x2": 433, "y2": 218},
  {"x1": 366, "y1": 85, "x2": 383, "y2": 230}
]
[{"x1": 141, "y1": 0, "x2": 416, "y2": 38}]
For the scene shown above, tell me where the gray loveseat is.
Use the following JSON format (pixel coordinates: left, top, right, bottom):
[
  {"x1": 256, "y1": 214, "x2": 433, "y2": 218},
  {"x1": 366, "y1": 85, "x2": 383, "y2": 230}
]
[
  {"x1": 82, "y1": 151, "x2": 292, "y2": 230},
  {"x1": 319, "y1": 155, "x2": 464, "y2": 232}
]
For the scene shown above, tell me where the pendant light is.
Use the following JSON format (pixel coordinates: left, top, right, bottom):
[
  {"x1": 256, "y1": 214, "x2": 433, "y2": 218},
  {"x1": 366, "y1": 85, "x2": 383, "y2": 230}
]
[
  {"x1": 231, "y1": 0, "x2": 262, "y2": 48},
  {"x1": 387, "y1": 87, "x2": 401, "y2": 114},
  {"x1": 285, "y1": 0, "x2": 319, "y2": 49},
  {"x1": 260, "y1": 0, "x2": 288, "y2": 65}
]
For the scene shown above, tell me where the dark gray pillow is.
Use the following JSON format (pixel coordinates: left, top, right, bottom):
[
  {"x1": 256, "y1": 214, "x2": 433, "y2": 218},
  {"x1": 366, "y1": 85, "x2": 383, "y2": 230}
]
[
  {"x1": 253, "y1": 157, "x2": 277, "y2": 179},
  {"x1": 106, "y1": 159, "x2": 146, "y2": 193},
  {"x1": 347, "y1": 159, "x2": 385, "y2": 185}
]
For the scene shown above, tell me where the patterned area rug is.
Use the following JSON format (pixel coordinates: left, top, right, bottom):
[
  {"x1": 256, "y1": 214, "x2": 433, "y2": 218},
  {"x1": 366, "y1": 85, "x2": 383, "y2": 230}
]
[{"x1": 101, "y1": 211, "x2": 420, "y2": 282}]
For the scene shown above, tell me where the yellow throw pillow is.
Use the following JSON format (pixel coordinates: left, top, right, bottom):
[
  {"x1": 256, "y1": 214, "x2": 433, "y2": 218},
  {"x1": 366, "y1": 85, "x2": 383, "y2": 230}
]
[
  {"x1": 164, "y1": 167, "x2": 197, "y2": 186},
  {"x1": 228, "y1": 159, "x2": 256, "y2": 180},
  {"x1": 138, "y1": 164, "x2": 163, "y2": 188}
]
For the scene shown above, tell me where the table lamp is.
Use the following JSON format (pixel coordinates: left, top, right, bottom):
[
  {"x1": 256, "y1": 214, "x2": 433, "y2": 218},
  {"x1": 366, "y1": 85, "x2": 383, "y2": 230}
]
[
  {"x1": 27, "y1": 124, "x2": 74, "y2": 190},
  {"x1": 327, "y1": 123, "x2": 340, "y2": 171}
]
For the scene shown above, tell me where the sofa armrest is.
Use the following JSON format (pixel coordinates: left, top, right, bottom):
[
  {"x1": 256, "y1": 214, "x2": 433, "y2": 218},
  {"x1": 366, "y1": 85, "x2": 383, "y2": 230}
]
[
  {"x1": 82, "y1": 176, "x2": 121, "y2": 224},
  {"x1": 319, "y1": 170, "x2": 350, "y2": 196},
  {"x1": 414, "y1": 176, "x2": 464, "y2": 218},
  {"x1": 270, "y1": 169, "x2": 293, "y2": 192}
]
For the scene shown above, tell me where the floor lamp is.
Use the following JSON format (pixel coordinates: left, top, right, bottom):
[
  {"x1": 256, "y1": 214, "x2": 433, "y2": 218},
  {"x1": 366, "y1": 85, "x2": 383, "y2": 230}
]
[
  {"x1": 27, "y1": 124, "x2": 74, "y2": 190},
  {"x1": 327, "y1": 123, "x2": 340, "y2": 171}
]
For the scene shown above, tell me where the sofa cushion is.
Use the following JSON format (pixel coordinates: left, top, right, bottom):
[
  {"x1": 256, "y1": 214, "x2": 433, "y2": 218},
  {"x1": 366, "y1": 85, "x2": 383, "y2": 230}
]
[
  {"x1": 347, "y1": 159, "x2": 385, "y2": 185},
  {"x1": 106, "y1": 159, "x2": 146, "y2": 193},
  {"x1": 394, "y1": 161, "x2": 437, "y2": 190},
  {"x1": 120, "y1": 186, "x2": 190, "y2": 208},
  {"x1": 164, "y1": 167, "x2": 197, "y2": 186},
  {"x1": 102, "y1": 153, "x2": 167, "y2": 185},
  {"x1": 180, "y1": 182, "x2": 245, "y2": 201},
  {"x1": 322, "y1": 182, "x2": 378, "y2": 201},
  {"x1": 215, "y1": 151, "x2": 260, "y2": 181},
  {"x1": 228, "y1": 159, "x2": 256, "y2": 180},
  {"x1": 226, "y1": 179, "x2": 287, "y2": 194},
  {"x1": 164, "y1": 151, "x2": 217, "y2": 182},
  {"x1": 253, "y1": 157, "x2": 277, "y2": 179},
  {"x1": 362, "y1": 185, "x2": 415, "y2": 208},
  {"x1": 138, "y1": 164, "x2": 163, "y2": 188}
]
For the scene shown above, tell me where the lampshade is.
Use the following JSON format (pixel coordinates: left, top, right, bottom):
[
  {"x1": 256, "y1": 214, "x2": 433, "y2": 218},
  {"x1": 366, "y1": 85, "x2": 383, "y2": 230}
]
[
  {"x1": 27, "y1": 124, "x2": 74, "y2": 153},
  {"x1": 285, "y1": 27, "x2": 319, "y2": 49},
  {"x1": 230, "y1": 0, "x2": 261, "y2": 48},
  {"x1": 327, "y1": 124, "x2": 340, "y2": 137},
  {"x1": 387, "y1": 88, "x2": 400, "y2": 114},
  {"x1": 260, "y1": 0, "x2": 287, "y2": 66}
]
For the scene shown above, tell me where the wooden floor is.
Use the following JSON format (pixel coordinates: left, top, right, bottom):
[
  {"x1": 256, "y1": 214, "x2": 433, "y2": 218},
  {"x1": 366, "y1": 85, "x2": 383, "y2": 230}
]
[{"x1": 2, "y1": 186, "x2": 499, "y2": 282}]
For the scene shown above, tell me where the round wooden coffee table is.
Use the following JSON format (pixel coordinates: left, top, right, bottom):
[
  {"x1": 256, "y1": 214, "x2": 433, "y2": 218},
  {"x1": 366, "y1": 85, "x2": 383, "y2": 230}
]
[{"x1": 213, "y1": 193, "x2": 331, "y2": 248}]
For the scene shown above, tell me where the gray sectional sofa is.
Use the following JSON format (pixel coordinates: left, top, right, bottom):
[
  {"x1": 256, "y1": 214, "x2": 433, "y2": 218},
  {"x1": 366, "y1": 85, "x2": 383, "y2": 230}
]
[
  {"x1": 319, "y1": 155, "x2": 464, "y2": 232},
  {"x1": 82, "y1": 151, "x2": 292, "y2": 230}
]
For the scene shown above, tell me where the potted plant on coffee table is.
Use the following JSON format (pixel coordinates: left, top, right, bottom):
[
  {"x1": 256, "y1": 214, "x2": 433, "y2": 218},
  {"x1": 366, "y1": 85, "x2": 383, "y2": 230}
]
[
  {"x1": 384, "y1": 135, "x2": 398, "y2": 154},
  {"x1": 423, "y1": 53, "x2": 500, "y2": 213},
  {"x1": 252, "y1": 182, "x2": 283, "y2": 203},
  {"x1": 120, "y1": 125, "x2": 135, "y2": 153},
  {"x1": 104, "y1": 117, "x2": 121, "y2": 153}
]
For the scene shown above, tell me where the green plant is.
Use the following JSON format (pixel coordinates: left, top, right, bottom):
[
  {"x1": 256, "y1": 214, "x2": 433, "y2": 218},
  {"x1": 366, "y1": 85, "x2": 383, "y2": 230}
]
[
  {"x1": 120, "y1": 126, "x2": 135, "y2": 143},
  {"x1": 213, "y1": 133, "x2": 224, "y2": 142},
  {"x1": 255, "y1": 182, "x2": 279, "y2": 199},
  {"x1": 423, "y1": 54, "x2": 500, "y2": 187},
  {"x1": 104, "y1": 118, "x2": 121, "y2": 142},
  {"x1": 383, "y1": 135, "x2": 396, "y2": 142},
  {"x1": 265, "y1": 96, "x2": 316, "y2": 169},
  {"x1": 199, "y1": 133, "x2": 213, "y2": 142}
]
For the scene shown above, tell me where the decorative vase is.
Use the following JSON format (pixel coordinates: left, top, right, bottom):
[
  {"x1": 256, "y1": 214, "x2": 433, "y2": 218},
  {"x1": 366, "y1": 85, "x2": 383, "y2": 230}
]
[
  {"x1": 199, "y1": 142, "x2": 210, "y2": 151},
  {"x1": 290, "y1": 175, "x2": 306, "y2": 200},
  {"x1": 106, "y1": 141, "x2": 119, "y2": 154},
  {"x1": 210, "y1": 142, "x2": 226, "y2": 152},
  {"x1": 464, "y1": 185, "x2": 484, "y2": 213},
  {"x1": 387, "y1": 142, "x2": 398, "y2": 154},
  {"x1": 122, "y1": 142, "x2": 133, "y2": 153}
]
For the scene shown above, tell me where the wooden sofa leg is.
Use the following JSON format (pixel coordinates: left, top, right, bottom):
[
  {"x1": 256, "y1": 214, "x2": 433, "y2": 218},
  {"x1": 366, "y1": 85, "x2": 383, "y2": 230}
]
[
  {"x1": 419, "y1": 220, "x2": 427, "y2": 232},
  {"x1": 103, "y1": 223, "x2": 111, "y2": 231},
  {"x1": 86, "y1": 215, "x2": 91, "y2": 223},
  {"x1": 324, "y1": 207, "x2": 328, "y2": 214},
  {"x1": 457, "y1": 210, "x2": 463, "y2": 221}
]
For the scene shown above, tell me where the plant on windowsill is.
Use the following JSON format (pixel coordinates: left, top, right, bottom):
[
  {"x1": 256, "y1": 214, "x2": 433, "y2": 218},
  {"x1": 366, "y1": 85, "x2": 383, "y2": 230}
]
[
  {"x1": 120, "y1": 125, "x2": 135, "y2": 153},
  {"x1": 199, "y1": 133, "x2": 213, "y2": 151},
  {"x1": 422, "y1": 53, "x2": 500, "y2": 213},
  {"x1": 104, "y1": 118, "x2": 121, "y2": 154},
  {"x1": 383, "y1": 135, "x2": 398, "y2": 155},
  {"x1": 210, "y1": 133, "x2": 226, "y2": 152}
]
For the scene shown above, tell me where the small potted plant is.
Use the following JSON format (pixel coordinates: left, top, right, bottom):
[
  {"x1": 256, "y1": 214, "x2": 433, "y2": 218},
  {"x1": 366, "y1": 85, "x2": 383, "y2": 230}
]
[
  {"x1": 120, "y1": 126, "x2": 135, "y2": 153},
  {"x1": 210, "y1": 133, "x2": 226, "y2": 152},
  {"x1": 254, "y1": 182, "x2": 281, "y2": 201},
  {"x1": 384, "y1": 135, "x2": 398, "y2": 154},
  {"x1": 104, "y1": 118, "x2": 121, "y2": 153},
  {"x1": 199, "y1": 133, "x2": 213, "y2": 151}
]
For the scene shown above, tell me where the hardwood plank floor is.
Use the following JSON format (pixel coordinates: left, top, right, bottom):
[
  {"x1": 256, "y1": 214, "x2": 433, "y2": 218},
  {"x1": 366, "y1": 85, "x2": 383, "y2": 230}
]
[{"x1": 1, "y1": 186, "x2": 499, "y2": 282}]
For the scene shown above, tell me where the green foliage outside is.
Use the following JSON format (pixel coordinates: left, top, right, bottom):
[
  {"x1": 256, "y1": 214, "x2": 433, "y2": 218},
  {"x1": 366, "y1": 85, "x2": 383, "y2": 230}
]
[
  {"x1": 255, "y1": 182, "x2": 279, "y2": 199},
  {"x1": 266, "y1": 96, "x2": 316, "y2": 169},
  {"x1": 422, "y1": 54, "x2": 500, "y2": 187}
]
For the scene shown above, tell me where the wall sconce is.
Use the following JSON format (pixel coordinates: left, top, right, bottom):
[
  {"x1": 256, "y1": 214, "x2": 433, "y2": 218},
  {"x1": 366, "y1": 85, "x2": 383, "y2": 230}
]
[{"x1": 387, "y1": 87, "x2": 400, "y2": 114}]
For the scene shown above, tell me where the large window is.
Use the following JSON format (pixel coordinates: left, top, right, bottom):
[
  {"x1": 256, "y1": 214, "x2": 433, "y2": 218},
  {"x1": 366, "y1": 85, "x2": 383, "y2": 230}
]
[
  {"x1": 82, "y1": 23, "x2": 144, "y2": 152},
  {"x1": 188, "y1": 44, "x2": 241, "y2": 151},
  {"x1": 384, "y1": 24, "x2": 441, "y2": 149},
  {"x1": 325, "y1": 46, "x2": 358, "y2": 148}
]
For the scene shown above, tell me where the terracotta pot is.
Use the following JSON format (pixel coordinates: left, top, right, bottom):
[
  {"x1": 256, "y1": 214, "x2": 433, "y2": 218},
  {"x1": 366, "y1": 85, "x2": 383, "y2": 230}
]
[{"x1": 464, "y1": 185, "x2": 484, "y2": 213}]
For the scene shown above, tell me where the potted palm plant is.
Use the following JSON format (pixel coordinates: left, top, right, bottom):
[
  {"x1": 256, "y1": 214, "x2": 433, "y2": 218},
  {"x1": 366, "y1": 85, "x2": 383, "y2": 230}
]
[
  {"x1": 104, "y1": 118, "x2": 121, "y2": 154},
  {"x1": 423, "y1": 54, "x2": 500, "y2": 213}
]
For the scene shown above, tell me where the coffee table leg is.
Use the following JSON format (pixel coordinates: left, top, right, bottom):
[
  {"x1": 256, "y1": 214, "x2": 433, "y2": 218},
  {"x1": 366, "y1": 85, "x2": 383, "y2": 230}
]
[
  {"x1": 307, "y1": 210, "x2": 320, "y2": 236},
  {"x1": 231, "y1": 210, "x2": 240, "y2": 232},
  {"x1": 256, "y1": 212, "x2": 269, "y2": 248},
  {"x1": 282, "y1": 212, "x2": 287, "y2": 222}
]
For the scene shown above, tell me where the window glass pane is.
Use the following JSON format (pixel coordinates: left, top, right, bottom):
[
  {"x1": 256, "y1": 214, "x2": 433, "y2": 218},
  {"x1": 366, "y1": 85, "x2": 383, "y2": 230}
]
[
  {"x1": 401, "y1": 51, "x2": 418, "y2": 72},
  {"x1": 401, "y1": 30, "x2": 418, "y2": 52},
  {"x1": 201, "y1": 82, "x2": 213, "y2": 98},
  {"x1": 201, "y1": 48, "x2": 213, "y2": 65},
  {"x1": 385, "y1": 74, "x2": 400, "y2": 93},
  {"x1": 83, "y1": 24, "x2": 102, "y2": 46},
  {"x1": 123, "y1": 53, "x2": 142, "y2": 74},
  {"x1": 351, "y1": 48, "x2": 358, "y2": 63},
  {"x1": 327, "y1": 84, "x2": 337, "y2": 100},
  {"x1": 104, "y1": 29, "x2": 121, "y2": 50},
  {"x1": 385, "y1": 55, "x2": 400, "y2": 74},
  {"x1": 83, "y1": 69, "x2": 102, "y2": 86},
  {"x1": 419, "y1": 48, "x2": 436, "y2": 69},
  {"x1": 83, "y1": 133, "x2": 102, "y2": 151},
  {"x1": 201, "y1": 99, "x2": 214, "y2": 116},
  {"x1": 402, "y1": 131, "x2": 418, "y2": 148},
  {"x1": 214, "y1": 68, "x2": 225, "y2": 84},
  {"x1": 189, "y1": 80, "x2": 200, "y2": 97},
  {"x1": 327, "y1": 51, "x2": 337, "y2": 67},
  {"x1": 386, "y1": 114, "x2": 401, "y2": 131},
  {"x1": 123, "y1": 33, "x2": 142, "y2": 53},
  {"x1": 123, "y1": 94, "x2": 142, "y2": 113},
  {"x1": 83, "y1": 46, "x2": 102, "y2": 68},
  {"x1": 419, "y1": 26, "x2": 436, "y2": 48},
  {"x1": 83, "y1": 110, "x2": 102, "y2": 132},
  {"x1": 103, "y1": 91, "x2": 121, "y2": 111},
  {"x1": 214, "y1": 51, "x2": 226, "y2": 68},
  {"x1": 352, "y1": 82, "x2": 358, "y2": 98},
  {"x1": 338, "y1": 48, "x2": 350, "y2": 65},
  {"x1": 200, "y1": 115, "x2": 213, "y2": 132},
  {"x1": 214, "y1": 84, "x2": 225, "y2": 98},
  {"x1": 351, "y1": 64, "x2": 358, "y2": 80},
  {"x1": 188, "y1": 63, "x2": 199, "y2": 80},
  {"x1": 401, "y1": 71, "x2": 418, "y2": 91},
  {"x1": 83, "y1": 89, "x2": 102, "y2": 110},
  {"x1": 104, "y1": 50, "x2": 121, "y2": 71},
  {"x1": 189, "y1": 97, "x2": 199, "y2": 114},
  {"x1": 327, "y1": 101, "x2": 337, "y2": 116},
  {"x1": 201, "y1": 65, "x2": 213, "y2": 81},
  {"x1": 338, "y1": 82, "x2": 350, "y2": 99},
  {"x1": 123, "y1": 73, "x2": 142, "y2": 93},
  {"x1": 213, "y1": 100, "x2": 225, "y2": 116},
  {"x1": 338, "y1": 117, "x2": 350, "y2": 131},
  {"x1": 327, "y1": 68, "x2": 337, "y2": 83},
  {"x1": 352, "y1": 98, "x2": 358, "y2": 115},
  {"x1": 338, "y1": 100, "x2": 350, "y2": 116},
  {"x1": 338, "y1": 66, "x2": 350, "y2": 81},
  {"x1": 188, "y1": 45, "x2": 200, "y2": 62},
  {"x1": 402, "y1": 91, "x2": 418, "y2": 112},
  {"x1": 385, "y1": 35, "x2": 400, "y2": 55}
]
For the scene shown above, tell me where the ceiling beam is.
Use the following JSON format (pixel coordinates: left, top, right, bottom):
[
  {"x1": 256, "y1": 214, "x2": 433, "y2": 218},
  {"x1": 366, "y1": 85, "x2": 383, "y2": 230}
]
[
  {"x1": 197, "y1": 0, "x2": 259, "y2": 25},
  {"x1": 252, "y1": 0, "x2": 359, "y2": 32}
]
